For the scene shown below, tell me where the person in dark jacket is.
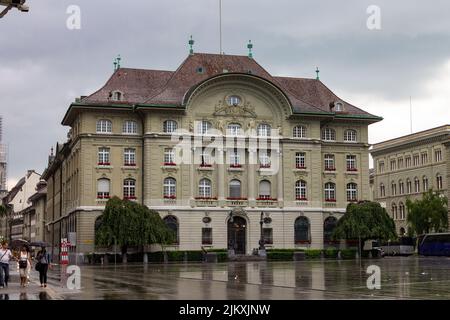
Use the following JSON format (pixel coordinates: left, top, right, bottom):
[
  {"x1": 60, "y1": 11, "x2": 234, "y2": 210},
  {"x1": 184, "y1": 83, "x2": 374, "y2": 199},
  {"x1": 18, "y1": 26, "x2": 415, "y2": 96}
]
[{"x1": 36, "y1": 247, "x2": 51, "y2": 288}]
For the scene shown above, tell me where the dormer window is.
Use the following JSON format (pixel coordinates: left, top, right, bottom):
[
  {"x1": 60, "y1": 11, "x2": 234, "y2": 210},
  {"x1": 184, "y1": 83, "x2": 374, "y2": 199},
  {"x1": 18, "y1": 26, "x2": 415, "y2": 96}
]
[
  {"x1": 196, "y1": 67, "x2": 205, "y2": 74},
  {"x1": 333, "y1": 102, "x2": 344, "y2": 112},
  {"x1": 111, "y1": 91, "x2": 123, "y2": 101}
]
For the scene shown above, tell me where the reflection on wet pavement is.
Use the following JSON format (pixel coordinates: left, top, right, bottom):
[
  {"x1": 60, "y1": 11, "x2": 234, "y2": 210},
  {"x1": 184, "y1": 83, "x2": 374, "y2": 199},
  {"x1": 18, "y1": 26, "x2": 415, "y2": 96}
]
[
  {"x1": 0, "y1": 291, "x2": 51, "y2": 300},
  {"x1": 55, "y1": 256, "x2": 450, "y2": 300}
]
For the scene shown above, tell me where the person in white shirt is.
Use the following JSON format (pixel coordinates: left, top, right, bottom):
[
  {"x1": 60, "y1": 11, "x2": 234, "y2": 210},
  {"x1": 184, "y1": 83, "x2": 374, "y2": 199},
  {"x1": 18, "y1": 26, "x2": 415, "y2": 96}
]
[{"x1": 0, "y1": 241, "x2": 13, "y2": 288}]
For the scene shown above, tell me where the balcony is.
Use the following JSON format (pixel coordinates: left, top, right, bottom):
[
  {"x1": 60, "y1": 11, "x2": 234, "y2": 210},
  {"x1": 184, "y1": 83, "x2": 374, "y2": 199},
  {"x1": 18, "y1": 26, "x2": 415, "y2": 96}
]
[
  {"x1": 163, "y1": 195, "x2": 176, "y2": 205},
  {"x1": 195, "y1": 197, "x2": 218, "y2": 207},
  {"x1": 198, "y1": 164, "x2": 214, "y2": 171},
  {"x1": 228, "y1": 164, "x2": 243, "y2": 172},
  {"x1": 256, "y1": 198, "x2": 278, "y2": 207},
  {"x1": 324, "y1": 199, "x2": 336, "y2": 207},
  {"x1": 226, "y1": 197, "x2": 248, "y2": 207}
]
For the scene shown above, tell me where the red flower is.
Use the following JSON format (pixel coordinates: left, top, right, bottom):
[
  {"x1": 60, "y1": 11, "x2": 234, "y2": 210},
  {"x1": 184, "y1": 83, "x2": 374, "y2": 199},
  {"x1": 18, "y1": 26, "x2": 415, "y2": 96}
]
[
  {"x1": 296, "y1": 197, "x2": 308, "y2": 201},
  {"x1": 163, "y1": 162, "x2": 176, "y2": 166},
  {"x1": 259, "y1": 164, "x2": 271, "y2": 169},
  {"x1": 164, "y1": 195, "x2": 176, "y2": 199},
  {"x1": 230, "y1": 164, "x2": 242, "y2": 168},
  {"x1": 325, "y1": 198, "x2": 336, "y2": 202},
  {"x1": 325, "y1": 167, "x2": 336, "y2": 171},
  {"x1": 227, "y1": 197, "x2": 247, "y2": 200},
  {"x1": 98, "y1": 162, "x2": 111, "y2": 166},
  {"x1": 347, "y1": 167, "x2": 358, "y2": 172},
  {"x1": 296, "y1": 166, "x2": 307, "y2": 169},
  {"x1": 125, "y1": 163, "x2": 136, "y2": 166}
]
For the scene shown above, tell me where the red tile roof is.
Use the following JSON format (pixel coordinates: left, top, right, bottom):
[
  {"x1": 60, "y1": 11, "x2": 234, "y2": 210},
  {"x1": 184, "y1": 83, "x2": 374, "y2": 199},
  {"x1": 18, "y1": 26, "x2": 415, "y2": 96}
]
[{"x1": 79, "y1": 53, "x2": 379, "y2": 119}]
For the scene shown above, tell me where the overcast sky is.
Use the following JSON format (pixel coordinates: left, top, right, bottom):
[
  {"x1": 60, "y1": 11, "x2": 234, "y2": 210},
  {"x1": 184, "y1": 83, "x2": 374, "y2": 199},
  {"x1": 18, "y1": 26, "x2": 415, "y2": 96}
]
[{"x1": 1, "y1": 0, "x2": 449, "y2": 189}]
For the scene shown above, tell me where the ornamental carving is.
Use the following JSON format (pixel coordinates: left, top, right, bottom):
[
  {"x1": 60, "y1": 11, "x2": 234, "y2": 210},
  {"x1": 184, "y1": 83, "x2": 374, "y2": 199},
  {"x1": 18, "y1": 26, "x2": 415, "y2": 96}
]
[{"x1": 213, "y1": 99, "x2": 257, "y2": 118}]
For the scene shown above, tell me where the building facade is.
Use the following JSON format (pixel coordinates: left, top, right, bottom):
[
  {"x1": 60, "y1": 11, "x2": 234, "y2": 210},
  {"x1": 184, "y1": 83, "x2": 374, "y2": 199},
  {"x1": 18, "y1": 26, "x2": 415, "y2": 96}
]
[
  {"x1": 25, "y1": 180, "x2": 47, "y2": 242},
  {"x1": 371, "y1": 125, "x2": 450, "y2": 235},
  {"x1": 43, "y1": 52, "x2": 381, "y2": 258},
  {"x1": 0, "y1": 116, "x2": 7, "y2": 197}
]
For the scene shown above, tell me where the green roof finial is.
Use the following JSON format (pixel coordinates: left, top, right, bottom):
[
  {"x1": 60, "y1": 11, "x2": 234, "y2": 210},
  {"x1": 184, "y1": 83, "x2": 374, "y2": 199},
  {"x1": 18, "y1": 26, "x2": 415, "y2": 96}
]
[
  {"x1": 116, "y1": 54, "x2": 121, "y2": 69},
  {"x1": 189, "y1": 35, "x2": 195, "y2": 55},
  {"x1": 247, "y1": 40, "x2": 253, "y2": 58},
  {"x1": 316, "y1": 67, "x2": 320, "y2": 80},
  {"x1": 113, "y1": 60, "x2": 118, "y2": 72}
]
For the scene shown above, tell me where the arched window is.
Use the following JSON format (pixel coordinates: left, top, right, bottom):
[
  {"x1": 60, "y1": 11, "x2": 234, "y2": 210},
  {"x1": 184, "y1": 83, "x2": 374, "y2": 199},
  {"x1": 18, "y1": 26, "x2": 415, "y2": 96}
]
[
  {"x1": 391, "y1": 181, "x2": 397, "y2": 196},
  {"x1": 324, "y1": 216, "x2": 338, "y2": 243},
  {"x1": 324, "y1": 182, "x2": 336, "y2": 201},
  {"x1": 197, "y1": 120, "x2": 212, "y2": 135},
  {"x1": 96, "y1": 119, "x2": 112, "y2": 133},
  {"x1": 436, "y1": 174, "x2": 443, "y2": 190},
  {"x1": 163, "y1": 178, "x2": 176, "y2": 198},
  {"x1": 423, "y1": 176, "x2": 429, "y2": 191},
  {"x1": 294, "y1": 217, "x2": 310, "y2": 243},
  {"x1": 414, "y1": 177, "x2": 420, "y2": 193},
  {"x1": 111, "y1": 91, "x2": 122, "y2": 101},
  {"x1": 344, "y1": 129, "x2": 357, "y2": 142},
  {"x1": 259, "y1": 180, "x2": 271, "y2": 199},
  {"x1": 295, "y1": 180, "x2": 307, "y2": 200},
  {"x1": 399, "y1": 180, "x2": 404, "y2": 194},
  {"x1": 227, "y1": 123, "x2": 241, "y2": 136},
  {"x1": 322, "y1": 128, "x2": 335, "y2": 141},
  {"x1": 391, "y1": 203, "x2": 398, "y2": 220},
  {"x1": 123, "y1": 120, "x2": 137, "y2": 134},
  {"x1": 229, "y1": 179, "x2": 241, "y2": 199},
  {"x1": 97, "y1": 178, "x2": 110, "y2": 199},
  {"x1": 380, "y1": 183, "x2": 385, "y2": 197},
  {"x1": 346, "y1": 183, "x2": 357, "y2": 201},
  {"x1": 123, "y1": 178, "x2": 136, "y2": 199},
  {"x1": 293, "y1": 125, "x2": 306, "y2": 138},
  {"x1": 406, "y1": 179, "x2": 412, "y2": 194},
  {"x1": 257, "y1": 123, "x2": 271, "y2": 137},
  {"x1": 164, "y1": 215, "x2": 179, "y2": 244},
  {"x1": 163, "y1": 120, "x2": 178, "y2": 133},
  {"x1": 199, "y1": 178, "x2": 212, "y2": 197},
  {"x1": 399, "y1": 202, "x2": 405, "y2": 220}
]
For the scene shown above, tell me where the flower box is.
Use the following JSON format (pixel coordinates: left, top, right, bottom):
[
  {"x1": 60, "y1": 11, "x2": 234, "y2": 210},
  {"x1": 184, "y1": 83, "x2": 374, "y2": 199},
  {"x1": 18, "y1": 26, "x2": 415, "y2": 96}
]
[
  {"x1": 163, "y1": 162, "x2": 177, "y2": 166},
  {"x1": 97, "y1": 195, "x2": 110, "y2": 199},
  {"x1": 164, "y1": 195, "x2": 177, "y2": 199},
  {"x1": 295, "y1": 240, "x2": 311, "y2": 244},
  {"x1": 200, "y1": 164, "x2": 212, "y2": 168},
  {"x1": 325, "y1": 167, "x2": 336, "y2": 171},
  {"x1": 259, "y1": 164, "x2": 271, "y2": 169},
  {"x1": 195, "y1": 197, "x2": 218, "y2": 200},
  {"x1": 325, "y1": 199, "x2": 336, "y2": 202},
  {"x1": 227, "y1": 197, "x2": 247, "y2": 200},
  {"x1": 124, "y1": 196, "x2": 137, "y2": 200},
  {"x1": 295, "y1": 166, "x2": 307, "y2": 169},
  {"x1": 230, "y1": 164, "x2": 242, "y2": 168},
  {"x1": 98, "y1": 162, "x2": 111, "y2": 166},
  {"x1": 346, "y1": 168, "x2": 358, "y2": 172},
  {"x1": 257, "y1": 197, "x2": 277, "y2": 201},
  {"x1": 295, "y1": 197, "x2": 308, "y2": 201},
  {"x1": 124, "y1": 163, "x2": 137, "y2": 166}
]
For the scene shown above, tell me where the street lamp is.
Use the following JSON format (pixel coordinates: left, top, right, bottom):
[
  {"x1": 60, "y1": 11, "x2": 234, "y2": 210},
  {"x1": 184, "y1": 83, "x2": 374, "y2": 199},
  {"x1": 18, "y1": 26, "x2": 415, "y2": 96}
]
[
  {"x1": 227, "y1": 211, "x2": 235, "y2": 256},
  {"x1": 259, "y1": 212, "x2": 266, "y2": 257}
]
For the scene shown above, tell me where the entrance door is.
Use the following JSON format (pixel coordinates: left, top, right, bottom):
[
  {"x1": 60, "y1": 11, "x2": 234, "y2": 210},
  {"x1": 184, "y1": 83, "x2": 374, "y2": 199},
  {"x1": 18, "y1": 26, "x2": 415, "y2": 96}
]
[{"x1": 228, "y1": 216, "x2": 246, "y2": 254}]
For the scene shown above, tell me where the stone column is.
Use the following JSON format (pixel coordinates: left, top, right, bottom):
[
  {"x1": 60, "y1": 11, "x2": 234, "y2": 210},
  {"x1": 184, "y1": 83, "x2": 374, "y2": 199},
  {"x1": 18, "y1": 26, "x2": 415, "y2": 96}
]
[
  {"x1": 248, "y1": 148, "x2": 256, "y2": 207},
  {"x1": 190, "y1": 147, "x2": 195, "y2": 207},
  {"x1": 218, "y1": 148, "x2": 225, "y2": 207},
  {"x1": 277, "y1": 150, "x2": 284, "y2": 207}
]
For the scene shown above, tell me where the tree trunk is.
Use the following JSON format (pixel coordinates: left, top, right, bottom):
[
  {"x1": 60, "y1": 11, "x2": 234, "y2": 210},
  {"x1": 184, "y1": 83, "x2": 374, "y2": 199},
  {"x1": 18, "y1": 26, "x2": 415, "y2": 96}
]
[{"x1": 121, "y1": 244, "x2": 128, "y2": 263}]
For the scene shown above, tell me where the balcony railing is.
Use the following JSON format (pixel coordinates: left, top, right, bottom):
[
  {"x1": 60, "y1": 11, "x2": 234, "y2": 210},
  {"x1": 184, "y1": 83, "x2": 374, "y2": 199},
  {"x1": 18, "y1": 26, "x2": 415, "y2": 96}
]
[
  {"x1": 226, "y1": 198, "x2": 247, "y2": 206},
  {"x1": 195, "y1": 197, "x2": 218, "y2": 207},
  {"x1": 256, "y1": 198, "x2": 278, "y2": 207}
]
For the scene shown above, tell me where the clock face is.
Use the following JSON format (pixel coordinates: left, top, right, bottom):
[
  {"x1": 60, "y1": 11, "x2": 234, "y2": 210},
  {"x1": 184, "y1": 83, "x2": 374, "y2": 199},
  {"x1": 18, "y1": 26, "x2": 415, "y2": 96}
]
[
  {"x1": 263, "y1": 217, "x2": 272, "y2": 224},
  {"x1": 202, "y1": 217, "x2": 212, "y2": 224}
]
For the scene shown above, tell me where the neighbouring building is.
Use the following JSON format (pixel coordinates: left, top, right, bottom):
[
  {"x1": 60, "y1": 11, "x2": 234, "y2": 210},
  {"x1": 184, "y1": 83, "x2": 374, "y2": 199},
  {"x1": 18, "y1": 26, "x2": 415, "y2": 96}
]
[
  {"x1": 371, "y1": 125, "x2": 450, "y2": 235},
  {"x1": 43, "y1": 48, "x2": 382, "y2": 259},
  {"x1": 25, "y1": 180, "x2": 47, "y2": 242},
  {"x1": 0, "y1": 116, "x2": 7, "y2": 198},
  {"x1": 3, "y1": 170, "x2": 41, "y2": 240}
]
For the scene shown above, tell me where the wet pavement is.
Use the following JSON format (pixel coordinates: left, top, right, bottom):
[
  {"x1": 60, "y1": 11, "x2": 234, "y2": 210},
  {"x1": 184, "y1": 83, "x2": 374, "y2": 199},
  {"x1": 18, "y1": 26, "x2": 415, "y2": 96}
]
[
  {"x1": 45, "y1": 256, "x2": 450, "y2": 300},
  {"x1": 0, "y1": 269, "x2": 54, "y2": 300}
]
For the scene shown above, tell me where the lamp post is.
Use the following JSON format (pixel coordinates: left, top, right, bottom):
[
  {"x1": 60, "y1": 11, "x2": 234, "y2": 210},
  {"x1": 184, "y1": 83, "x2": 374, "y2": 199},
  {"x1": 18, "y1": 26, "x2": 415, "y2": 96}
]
[{"x1": 259, "y1": 212, "x2": 266, "y2": 257}]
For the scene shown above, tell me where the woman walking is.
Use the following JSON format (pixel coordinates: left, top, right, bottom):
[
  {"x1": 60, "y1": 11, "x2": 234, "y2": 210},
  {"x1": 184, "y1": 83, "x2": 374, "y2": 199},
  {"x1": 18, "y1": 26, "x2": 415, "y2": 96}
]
[
  {"x1": 0, "y1": 241, "x2": 13, "y2": 288},
  {"x1": 36, "y1": 247, "x2": 51, "y2": 288},
  {"x1": 18, "y1": 246, "x2": 31, "y2": 287}
]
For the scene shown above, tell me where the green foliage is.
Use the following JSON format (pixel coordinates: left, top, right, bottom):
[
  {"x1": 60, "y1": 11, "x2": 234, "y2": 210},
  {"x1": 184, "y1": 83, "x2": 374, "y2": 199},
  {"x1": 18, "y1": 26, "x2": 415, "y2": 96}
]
[
  {"x1": 324, "y1": 248, "x2": 338, "y2": 258},
  {"x1": 266, "y1": 249, "x2": 298, "y2": 253},
  {"x1": 95, "y1": 197, "x2": 175, "y2": 248},
  {"x1": 216, "y1": 252, "x2": 228, "y2": 262},
  {"x1": 0, "y1": 205, "x2": 6, "y2": 217},
  {"x1": 333, "y1": 201, "x2": 396, "y2": 242},
  {"x1": 148, "y1": 252, "x2": 165, "y2": 263},
  {"x1": 206, "y1": 249, "x2": 228, "y2": 253},
  {"x1": 406, "y1": 190, "x2": 448, "y2": 236},
  {"x1": 267, "y1": 251, "x2": 294, "y2": 260},
  {"x1": 166, "y1": 251, "x2": 184, "y2": 262},
  {"x1": 340, "y1": 249, "x2": 357, "y2": 259},
  {"x1": 305, "y1": 249, "x2": 322, "y2": 259},
  {"x1": 186, "y1": 251, "x2": 204, "y2": 261}
]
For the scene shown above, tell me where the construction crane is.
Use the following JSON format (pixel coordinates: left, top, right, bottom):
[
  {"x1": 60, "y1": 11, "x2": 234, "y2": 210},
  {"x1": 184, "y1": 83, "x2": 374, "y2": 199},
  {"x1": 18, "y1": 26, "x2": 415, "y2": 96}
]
[{"x1": 0, "y1": 0, "x2": 29, "y2": 19}]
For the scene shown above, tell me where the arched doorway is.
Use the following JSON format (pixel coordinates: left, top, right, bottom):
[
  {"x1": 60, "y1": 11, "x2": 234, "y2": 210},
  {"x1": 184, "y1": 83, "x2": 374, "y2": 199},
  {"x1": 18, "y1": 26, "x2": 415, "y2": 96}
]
[
  {"x1": 228, "y1": 216, "x2": 247, "y2": 254},
  {"x1": 399, "y1": 227, "x2": 406, "y2": 236},
  {"x1": 324, "y1": 216, "x2": 338, "y2": 246}
]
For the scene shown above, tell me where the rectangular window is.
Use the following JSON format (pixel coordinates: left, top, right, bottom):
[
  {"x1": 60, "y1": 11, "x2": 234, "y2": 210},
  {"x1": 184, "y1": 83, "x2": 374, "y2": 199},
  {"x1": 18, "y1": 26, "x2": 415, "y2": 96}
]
[
  {"x1": 259, "y1": 150, "x2": 271, "y2": 168},
  {"x1": 202, "y1": 228, "x2": 213, "y2": 245},
  {"x1": 435, "y1": 149, "x2": 442, "y2": 162},
  {"x1": 164, "y1": 148, "x2": 175, "y2": 165},
  {"x1": 421, "y1": 152, "x2": 428, "y2": 165},
  {"x1": 346, "y1": 155, "x2": 357, "y2": 171},
  {"x1": 399, "y1": 182, "x2": 404, "y2": 195},
  {"x1": 413, "y1": 155, "x2": 420, "y2": 166},
  {"x1": 379, "y1": 161, "x2": 385, "y2": 173},
  {"x1": 98, "y1": 148, "x2": 110, "y2": 165},
  {"x1": 124, "y1": 148, "x2": 136, "y2": 166},
  {"x1": 398, "y1": 158, "x2": 403, "y2": 169},
  {"x1": 405, "y1": 157, "x2": 411, "y2": 168},
  {"x1": 391, "y1": 183, "x2": 397, "y2": 196},
  {"x1": 230, "y1": 149, "x2": 241, "y2": 166},
  {"x1": 423, "y1": 178, "x2": 429, "y2": 191},
  {"x1": 407, "y1": 181, "x2": 412, "y2": 194},
  {"x1": 295, "y1": 152, "x2": 306, "y2": 169},
  {"x1": 437, "y1": 176, "x2": 443, "y2": 190},
  {"x1": 200, "y1": 148, "x2": 212, "y2": 166},
  {"x1": 380, "y1": 185, "x2": 385, "y2": 197},
  {"x1": 390, "y1": 159, "x2": 396, "y2": 171},
  {"x1": 263, "y1": 228, "x2": 273, "y2": 245},
  {"x1": 324, "y1": 154, "x2": 335, "y2": 170}
]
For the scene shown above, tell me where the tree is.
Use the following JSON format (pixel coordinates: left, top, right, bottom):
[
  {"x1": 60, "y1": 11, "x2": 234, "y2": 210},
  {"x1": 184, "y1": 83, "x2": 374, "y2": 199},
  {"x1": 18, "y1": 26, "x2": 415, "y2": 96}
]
[
  {"x1": 95, "y1": 197, "x2": 175, "y2": 262},
  {"x1": 333, "y1": 201, "x2": 397, "y2": 255},
  {"x1": 0, "y1": 205, "x2": 6, "y2": 236},
  {"x1": 406, "y1": 189, "x2": 448, "y2": 236}
]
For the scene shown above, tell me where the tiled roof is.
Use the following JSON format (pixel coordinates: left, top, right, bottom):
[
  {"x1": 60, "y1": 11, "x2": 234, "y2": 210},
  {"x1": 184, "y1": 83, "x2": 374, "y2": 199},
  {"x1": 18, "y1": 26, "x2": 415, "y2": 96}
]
[{"x1": 79, "y1": 53, "x2": 379, "y2": 119}]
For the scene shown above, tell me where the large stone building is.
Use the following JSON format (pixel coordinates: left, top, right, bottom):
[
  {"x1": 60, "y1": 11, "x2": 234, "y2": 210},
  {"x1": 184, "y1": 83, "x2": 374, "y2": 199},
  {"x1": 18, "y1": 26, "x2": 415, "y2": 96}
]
[
  {"x1": 0, "y1": 116, "x2": 7, "y2": 198},
  {"x1": 43, "y1": 50, "x2": 381, "y2": 259},
  {"x1": 371, "y1": 125, "x2": 450, "y2": 235}
]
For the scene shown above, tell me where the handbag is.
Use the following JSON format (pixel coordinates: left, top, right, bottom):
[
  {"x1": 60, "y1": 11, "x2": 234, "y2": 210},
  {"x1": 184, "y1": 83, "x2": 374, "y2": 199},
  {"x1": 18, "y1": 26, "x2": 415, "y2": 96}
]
[
  {"x1": 35, "y1": 261, "x2": 42, "y2": 271},
  {"x1": 19, "y1": 259, "x2": 27, "y2": 269}
]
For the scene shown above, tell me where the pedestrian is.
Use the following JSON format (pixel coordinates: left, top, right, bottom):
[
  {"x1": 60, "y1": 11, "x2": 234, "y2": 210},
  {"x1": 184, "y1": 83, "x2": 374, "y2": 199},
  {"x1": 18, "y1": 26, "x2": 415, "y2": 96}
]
[
  {"x1": 0, "y1": 241, "x2": 13, "y2": 288},
  {"x1": 36, "y1": 247, "x2": 51, "y2": 288},
  {"x1": 18, "y1": 246, "x2": 31, "y2": 287}
]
